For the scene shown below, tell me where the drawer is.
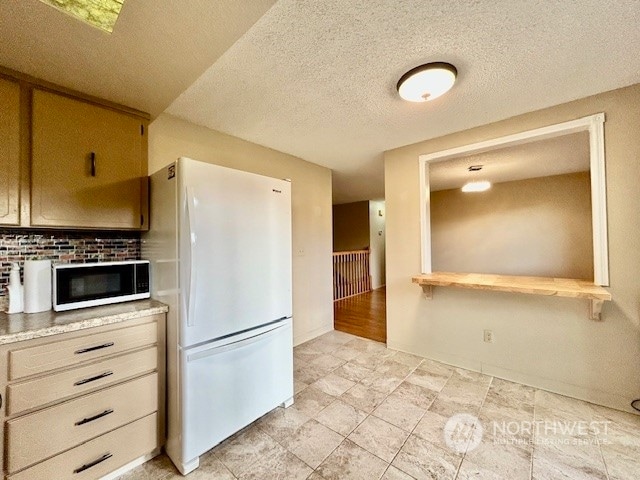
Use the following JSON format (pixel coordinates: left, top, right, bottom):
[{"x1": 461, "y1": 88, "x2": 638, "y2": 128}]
[
  {"x1": 9, "y1": 322, "x2": 157, "y2": 380},
  {"x1": 6, "y1": 373, "x2": 157, "y2": 473},
  {"x1": 6, "y1": 346, "x2": 157, "y2": 416},
  {"x1": 8, "y1": 412, "x2": 159, "y2": 480}
]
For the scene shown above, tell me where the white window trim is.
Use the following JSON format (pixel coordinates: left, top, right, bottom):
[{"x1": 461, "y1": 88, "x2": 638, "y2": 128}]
[{"x1": 418, "y1": 113, "x2": 609, "y2": 286}]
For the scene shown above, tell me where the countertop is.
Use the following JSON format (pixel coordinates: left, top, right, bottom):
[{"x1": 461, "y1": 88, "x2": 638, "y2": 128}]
[
  {"x1": 0, "y1": 299, "x2": 168, "y2": 345},
  {"x1": 412, "y1": 272, "x2": 612, "y2": 300}
]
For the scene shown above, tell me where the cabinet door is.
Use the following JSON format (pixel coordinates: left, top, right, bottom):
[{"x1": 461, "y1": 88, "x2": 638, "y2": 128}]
[
  {"x1": 0, "y1": 77, "x2": 20, "y2": 225},
  {"x1": 31, "y1": 89, "x2": 147, "y2": 229}
]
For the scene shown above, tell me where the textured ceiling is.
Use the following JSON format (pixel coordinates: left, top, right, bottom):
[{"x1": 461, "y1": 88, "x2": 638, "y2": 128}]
[
  {"x1": 0, "y1": 0, "x2": 277, "y2": 116},
  {"x1": 429, "y1": 132, "x2": 590, "y2": 192},
  {"x1": 2, "y1": 1, "x2": 640, "y2": 204},
  {"x1": 167, "y1": 0, "x2": 640, "y2": 203}
]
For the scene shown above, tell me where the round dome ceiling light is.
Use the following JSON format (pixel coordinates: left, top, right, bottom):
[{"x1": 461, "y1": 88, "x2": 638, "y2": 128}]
[{"x1": 397, "y1": 62, "x2": 458, "y2": 102}]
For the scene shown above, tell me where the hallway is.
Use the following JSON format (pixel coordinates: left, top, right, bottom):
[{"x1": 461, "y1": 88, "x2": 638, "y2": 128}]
[{"x1": 334, "y1": 287, "x2": 386, "y2": 343}]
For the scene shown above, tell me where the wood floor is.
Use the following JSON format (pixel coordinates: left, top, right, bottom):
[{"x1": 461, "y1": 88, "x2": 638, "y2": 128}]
[{"x1": 334, "y1": 287, "x2": 386, "y2": 343}]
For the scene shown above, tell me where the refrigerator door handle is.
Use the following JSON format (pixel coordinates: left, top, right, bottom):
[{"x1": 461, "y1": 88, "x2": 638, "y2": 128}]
[
  {"x1": 185, "y1": 186, "x2": 198, "y2": 327},
  {"x1": 186, "y1": 322, "x2": 286, "y2": 363}
]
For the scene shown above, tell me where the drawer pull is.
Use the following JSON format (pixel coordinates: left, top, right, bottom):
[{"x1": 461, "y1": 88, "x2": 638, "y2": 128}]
[
  {"x1": 74, "y1": 370, "x2": 114, "y2": 386},
  {"x1": 73, "y1": 452, "x2": 113, "y2": 474},
  {"x1": 75, "y1": 408, "x2": 114, "y2": 426},
  {"x1": 74, "y1": 342, "x2": 114, "y2": 355}
]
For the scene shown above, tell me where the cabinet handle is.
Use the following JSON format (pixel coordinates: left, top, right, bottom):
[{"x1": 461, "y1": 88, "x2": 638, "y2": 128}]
[
  {"x1": 74, "y1": 342, "x2": 114, "y2": 354},
  {"x1": 75, "y1": 408, "x2": 114, "y2": 426},
  {"x1": 0, "y1": 393, "x2": 2, "y2": 410},
  {"x1": 90, "y1": 151, "x2": 96, "y2": 177},
  {"x1": 74, "y1": 370, "x2": 113, "y2": 386},
  {"x1": 73, "y1": 453, "x2": 113, "y2": 474}
]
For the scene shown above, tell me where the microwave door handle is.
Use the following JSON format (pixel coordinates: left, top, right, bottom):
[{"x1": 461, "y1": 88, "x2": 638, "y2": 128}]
[{"x1": 185, "y1": 187, "x2": 197, "y2": 327}]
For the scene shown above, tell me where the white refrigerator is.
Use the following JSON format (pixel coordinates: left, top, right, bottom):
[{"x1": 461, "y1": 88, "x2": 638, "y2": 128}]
[{"x1": 142, "y1": 158, "x2": 293, "y2": 475}]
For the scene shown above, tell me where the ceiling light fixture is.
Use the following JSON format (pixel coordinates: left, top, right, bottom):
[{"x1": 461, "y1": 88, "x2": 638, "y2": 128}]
[
  {"x1": 397, "y1": 62, "x2": 457, "y2": 102},
  {"x1": 462, "y1": 181, "x2": 491, "y2": 193},
  {"x1": 39, "y1": 0, "x2": 125, "y2": 33}
]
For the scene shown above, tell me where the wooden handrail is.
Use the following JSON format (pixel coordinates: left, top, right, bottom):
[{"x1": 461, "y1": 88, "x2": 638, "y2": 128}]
[
  {"x1": 333, "y1": 250, "x2": 372, "y2": 301},
  {"x1": 332, "y1": 250, "x2": 369, "y2": 256}
]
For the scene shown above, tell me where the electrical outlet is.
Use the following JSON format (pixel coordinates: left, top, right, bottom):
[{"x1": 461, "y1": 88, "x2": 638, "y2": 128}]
[{"x1": 483, "y1": 330, "x2": 494, "y2": 343}]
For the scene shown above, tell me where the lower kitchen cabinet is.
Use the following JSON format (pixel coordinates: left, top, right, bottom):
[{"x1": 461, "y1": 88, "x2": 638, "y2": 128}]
[
  {"x1": 8, "y1": 413, "x2": 158, "y2": 480},
  {"x1": 0, "y1": 312, "x2": 165, "y2": 479}
]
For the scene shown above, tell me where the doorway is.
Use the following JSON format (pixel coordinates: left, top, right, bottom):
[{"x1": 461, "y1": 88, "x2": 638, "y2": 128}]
[
  {"x1": 332, "y1": 200, "x2": 386, "y2": 343},
  {"x1": 334, "y1": 287, "x2": 386, "y2": 343}
]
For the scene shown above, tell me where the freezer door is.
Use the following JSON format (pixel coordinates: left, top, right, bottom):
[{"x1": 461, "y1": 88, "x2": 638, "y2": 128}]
[
  {"x1": 181, "y1": 319, "x2": 293, "y2": 463},
  {"x1": 178, "y1": 158, "x2": 292, "y2": 347}
]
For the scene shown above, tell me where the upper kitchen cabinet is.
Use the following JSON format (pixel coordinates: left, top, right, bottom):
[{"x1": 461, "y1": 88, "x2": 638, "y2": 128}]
[
  {"x1": 31, "y1": 89, "x2": 149, "y2": 230},
  {"x1": 0, "y1": 77, "x2": 21, "y2": 226}
]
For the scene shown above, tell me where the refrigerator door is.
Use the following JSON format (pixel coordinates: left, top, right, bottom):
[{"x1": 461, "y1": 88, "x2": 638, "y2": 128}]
[
  {"x1": 181, "y1": 318, "x2": 293, "y2": 465},
  {"x1": 178, "y1": 158, "x2": 292, "y2": 347}
]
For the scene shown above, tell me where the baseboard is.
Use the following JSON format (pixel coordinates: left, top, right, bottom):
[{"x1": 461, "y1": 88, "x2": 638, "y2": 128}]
[
  {"x1": 294, "y1": 323, "x2": 333, "y2": 346},
  {"x1": 100, "y1": 448, "x2": 161, "y2": 480},
  {"x1": 387, "y1": 340, "x2": 484, "y2": 374},
  {"x1": 387, "y1": 339, "x2": 639, "y2": 415},
  {"x1": 483, "y1": 364, "x2": 637, "y2": 415}
]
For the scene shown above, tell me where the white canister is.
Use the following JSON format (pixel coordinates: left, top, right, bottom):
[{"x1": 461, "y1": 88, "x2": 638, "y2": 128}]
[
  {"x1": 7, "y1": 262, "x2": 24, "y2": 314},
  {"x1": 23, "y1": 259, "x2": 52, "y2": 313}
]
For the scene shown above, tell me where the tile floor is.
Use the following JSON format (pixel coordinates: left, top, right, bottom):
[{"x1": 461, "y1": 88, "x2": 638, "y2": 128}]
[{"x1": 120, "y1": 331, "x2": 640, "y2": 479}]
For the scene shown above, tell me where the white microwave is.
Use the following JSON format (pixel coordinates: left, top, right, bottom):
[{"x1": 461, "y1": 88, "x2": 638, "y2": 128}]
[{"x1": 53, "y1": 260, "x2": 150, "y2": 312}]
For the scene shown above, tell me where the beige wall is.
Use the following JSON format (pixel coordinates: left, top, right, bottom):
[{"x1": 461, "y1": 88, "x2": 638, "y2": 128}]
[
  {"x1": 149, "y1": 113, "x2": 334, "y2": 345},
  {"x1": 385, "y1": 84, "x2": 640, "y2": 412},
  {"x1": 369, "y1": 200, "x2": 386, "y2": 289},
  {"x1": 332, "y1": 201, "x2": 370, "y2": 251},
  {"x1": 431, "y1": 172, "x2": 593, "y2": 279}
]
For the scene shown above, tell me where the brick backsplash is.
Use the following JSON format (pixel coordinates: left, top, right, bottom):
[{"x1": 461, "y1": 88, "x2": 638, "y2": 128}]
[{"x1": 0, "y1": 229, "x2": 141, "y2": 296}]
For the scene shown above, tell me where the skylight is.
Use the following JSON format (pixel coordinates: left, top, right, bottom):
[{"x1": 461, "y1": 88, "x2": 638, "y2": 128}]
[{"x1": 39, "y1": 0, "x2": 125, "y2": 33}]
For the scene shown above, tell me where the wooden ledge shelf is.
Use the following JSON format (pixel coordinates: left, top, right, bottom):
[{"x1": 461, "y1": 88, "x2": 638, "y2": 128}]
[{"x1": 412, "y1": 272, "x2": 612, "y2": 321}]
